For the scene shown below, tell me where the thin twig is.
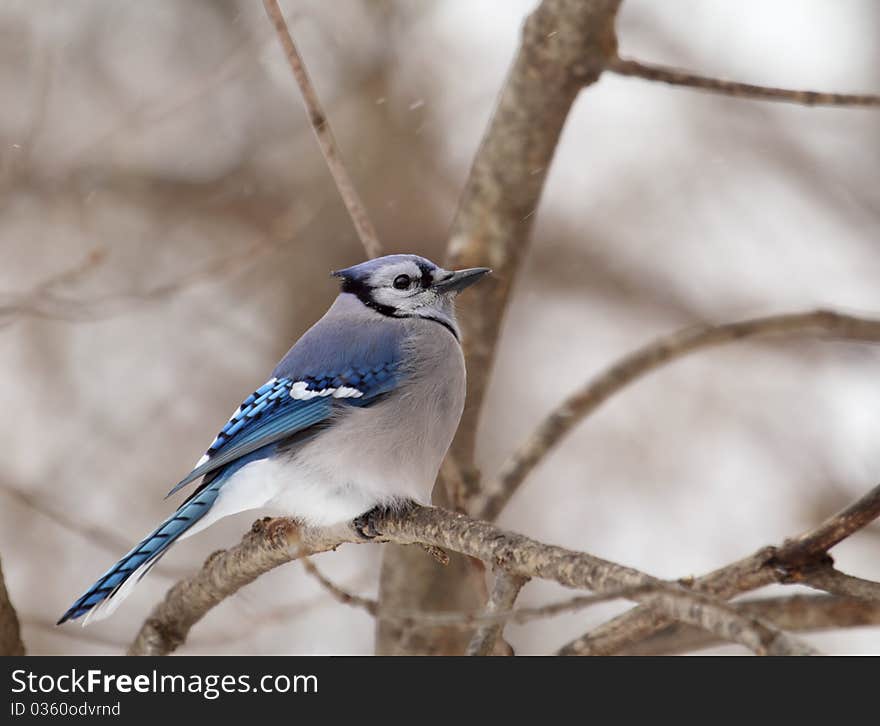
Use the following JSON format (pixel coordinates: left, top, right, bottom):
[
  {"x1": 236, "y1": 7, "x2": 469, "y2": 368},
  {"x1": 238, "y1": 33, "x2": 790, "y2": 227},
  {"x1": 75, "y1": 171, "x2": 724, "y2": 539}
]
[
  {"x1": 559, "y1": 481, "x2": 880, "y2": 655},
  {"x1": 0, "y1": 481, "x2": 189, "y2": 579},
  {"x1": 304, "y1": 557, "x2": 671, "y2": 628},
  {"x1": 0, "y1": 248, "x2": 105, "y2": 326},
  {"x1": 620, "y1": 594, "x2": 880, "y2": 656},
  {"x1": 608, "y1": 56, "x2": 880, "y2": 108},
  {"x1": 1, "y1": 480, "x2": 141, "y2": 557},
  {"x1": 262, "y1": 0, "x2": 382, "y2": 259},
  {"x1": 0, "y1": 225, "x2": 301, "y2": 327},
  {"x1": 300, "y1": 557, "x2": 378, "y2": 616},
  {"x1": 477, "y1": 310, "x2": 880, "y2": 521}
]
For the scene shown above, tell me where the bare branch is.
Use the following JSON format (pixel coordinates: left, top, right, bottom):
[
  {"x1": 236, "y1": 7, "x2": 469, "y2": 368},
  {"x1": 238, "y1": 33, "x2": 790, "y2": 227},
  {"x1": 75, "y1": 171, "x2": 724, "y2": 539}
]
[
  {"x1": 608, "y1": 56, "x2": 880, "y2": 107},
  {"x1": 0, "y1": 226, "x2": 301, "y2": 327},
  {"x1": 466, "y1": 572, "x2": 528, "y2": 656},
  {"x1": 445, "y1": 0, "x2": 621, "y2": 467},
  {"x1": 262, "y1": 0, "x2": 382, "y2": 259},
  {"x1": 796, "y1": 567, "x2": 880, "y2": 602},
  {"x1": 559, "y1": 481, "x2": 880, "y2": 655},
  {"x1": 300, "y1": 557, "x2": 378, "y2": 616},
  {"x1": 378, "y1": 0, "x2": 624, "y2": 658},
  {"x1": 128, "y1": 518, "x2": 350, "y2": 656},
  {"x1": 477, "y1": 310, "x2": 880, "y2": 521},
  {"x1": 0, "y1": 248, "x2": 106, "y2": 327},
  {"x1": 772, "y1": 483, "x2": 880, "y2": 566},
  {"x1": 1, "y1": 480, "x2": 130, "y2": 556},
  {"x1": 621, "y1": 594, "x2": 880, "y2": 656},
  {"x1": 305, "y1": 558, "x2": 689, "y2": 629},
  {"x1": 0, "y1": 557, "x2": 24, "y2": 656},
  {"x1": 129, "y1": 507, "x2": 816, "y2": 656}
]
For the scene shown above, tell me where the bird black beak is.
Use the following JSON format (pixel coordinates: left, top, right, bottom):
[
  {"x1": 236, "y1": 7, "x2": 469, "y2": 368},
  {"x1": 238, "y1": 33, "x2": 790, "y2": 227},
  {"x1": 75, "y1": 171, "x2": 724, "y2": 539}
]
[{"x1": 432, "y1": 267, "x2": 491, "y2": 294}]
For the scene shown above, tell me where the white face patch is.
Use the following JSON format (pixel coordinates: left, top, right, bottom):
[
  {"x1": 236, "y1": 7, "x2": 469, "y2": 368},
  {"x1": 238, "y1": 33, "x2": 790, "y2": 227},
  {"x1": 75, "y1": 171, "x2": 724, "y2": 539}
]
[
  {"x1": 366, "y1": 260, "x2": 423, "y2": 289},
  {"x1": 366, "y1": 260, "x2": 443, "y2": 315}
]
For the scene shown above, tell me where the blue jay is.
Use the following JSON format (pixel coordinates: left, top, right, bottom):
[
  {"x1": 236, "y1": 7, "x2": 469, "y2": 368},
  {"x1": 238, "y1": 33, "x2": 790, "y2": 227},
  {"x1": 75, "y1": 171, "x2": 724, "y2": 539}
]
[{"x1": 58, "y1": 254, "x2": 489, "y2": 625}]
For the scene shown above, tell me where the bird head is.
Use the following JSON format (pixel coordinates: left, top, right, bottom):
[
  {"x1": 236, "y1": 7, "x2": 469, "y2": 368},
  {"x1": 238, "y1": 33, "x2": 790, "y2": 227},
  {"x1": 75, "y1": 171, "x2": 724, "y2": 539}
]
[{"x1": 332, "y1": 254, "x2": 490, "y2": 332}]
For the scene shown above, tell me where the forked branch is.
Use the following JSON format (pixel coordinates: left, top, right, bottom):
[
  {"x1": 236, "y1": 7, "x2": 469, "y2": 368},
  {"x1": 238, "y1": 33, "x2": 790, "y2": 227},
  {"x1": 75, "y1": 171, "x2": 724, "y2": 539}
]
[{"x1": 128, "y1": 506, "x2": 816, "y2": 656}]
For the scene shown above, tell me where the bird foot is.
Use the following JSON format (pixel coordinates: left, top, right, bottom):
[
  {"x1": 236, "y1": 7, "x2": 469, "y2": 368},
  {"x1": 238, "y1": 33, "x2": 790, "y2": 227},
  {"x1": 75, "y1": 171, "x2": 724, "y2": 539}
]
[
  {"x1": 353, "y1": 500, "x2": 418, "y2": 540},
  {"x1": 353, "y1": 506, "x2": 387, "y2": 539}
]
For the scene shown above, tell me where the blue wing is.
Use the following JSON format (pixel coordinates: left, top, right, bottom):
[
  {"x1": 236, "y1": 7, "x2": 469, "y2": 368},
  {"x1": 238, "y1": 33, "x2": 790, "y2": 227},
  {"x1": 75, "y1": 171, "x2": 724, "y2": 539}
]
[
  {"x1": 60, "y1": 300, "x2": 408, "y2": 623},
  {"x1": 166, "y1": 309, "x2": 405, "y2": 498}
]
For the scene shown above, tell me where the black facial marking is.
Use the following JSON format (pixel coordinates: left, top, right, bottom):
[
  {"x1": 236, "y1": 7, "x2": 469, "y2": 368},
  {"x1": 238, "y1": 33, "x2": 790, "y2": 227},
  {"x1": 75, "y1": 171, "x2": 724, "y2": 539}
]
[
  {"x1": 339, "y1": 276, "x2": 398, "y2": 317},
  {"x1": 416, "y1": 262, "x2": 435, "y2": 288},
  {"x1": 337, "y1": 266, "x2": 457, "y2": 340}
]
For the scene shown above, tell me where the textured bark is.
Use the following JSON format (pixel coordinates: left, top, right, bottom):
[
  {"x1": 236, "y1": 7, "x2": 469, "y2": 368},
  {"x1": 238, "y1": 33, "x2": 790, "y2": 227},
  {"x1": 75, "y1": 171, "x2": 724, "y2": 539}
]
[
  {"x1": 621, "y1": 594, "x2": 880, "y2": 655},
  {"x1": 0, "y1": 557, "x2": 24, "y2": 656},
  {"x1": 446, "y1": 0, "x2": 620, "y2": 468},
  {"x1": 559, "y1": 481, "x2": 880, "y2": 655},
  {"x1": 798, "y1": 568, "x2": 880, "y2": 602},
  {"x1": 126, "y1": 2, "x2": 880, "y2": 659},
  {"x1": 466, "y1": 572, "x2": 528, "y2": 656},
  {"x1": 375, "y1": 545, "x2": 483, "y2": 655},
  {"x1": 375, "y1": 0, "x2": 622, "y2": 656},
  {"x1": 129, "y1": 506, "x2": 816, "y2": 656},
  {"x1": 128, "y1": 518, "x2": 350, "y2": 656}
]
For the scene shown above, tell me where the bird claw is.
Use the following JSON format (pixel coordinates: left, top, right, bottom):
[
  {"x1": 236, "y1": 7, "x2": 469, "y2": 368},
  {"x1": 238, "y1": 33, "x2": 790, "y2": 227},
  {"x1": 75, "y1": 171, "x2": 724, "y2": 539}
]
[
  {"x1": 353, "y1": 506, "x2": 386, "y2": 539},
  {"x1": 353, "y1": 500, "x2": 419, "y2": 540}
]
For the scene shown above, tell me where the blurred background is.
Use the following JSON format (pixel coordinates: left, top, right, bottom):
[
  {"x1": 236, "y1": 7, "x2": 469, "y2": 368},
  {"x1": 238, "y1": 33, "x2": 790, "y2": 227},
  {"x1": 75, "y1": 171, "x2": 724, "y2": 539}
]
[{"x1": 2, "y1": 0, "x2": 879, "y2": 654}]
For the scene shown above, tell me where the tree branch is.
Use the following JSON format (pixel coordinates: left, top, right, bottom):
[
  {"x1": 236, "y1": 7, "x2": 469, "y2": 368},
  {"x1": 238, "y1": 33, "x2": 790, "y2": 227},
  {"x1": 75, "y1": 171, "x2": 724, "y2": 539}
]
[
  {"x1": 620, "y1": 594, "x2": 880, "y2": 656},
  {"x1": 0, "y1": 248, "x2": 105, "y2": 327},
  {"x1": 795, "y1": 567, "x2": 880, "y2": 603},
  {"x1": 446, "y1": 0, "x2": 621, "y2": 468},
  {"x1": 304, "y1": 557, "x2": 660, "y2": 630},
  {"x1": 559, "y1": 480, "x2": 880, "y2": 655},
  {"x1": 608, "y1": 56, "x2": 880, "y2": 107},
  {"x1": 377, "y1": 0, "x2": 624, "y2": 658},
  {"x1": 300, "y1": 556, "x2": 379, "y2": 616},
  {"x1": 128, "y1": 518, "x2": 351, "y2": 656},
  {"x1": 0, "y1": 557, "x2": 24, "y2": 656},
  {"x1": 476, "y1": 309, "x2": 880, "y2": 521},
  {"x1": 772, "y1": 482, "x2": 880, "y2": 565},
  {"x1": 262, "y1": 0, "x2": 382, "y2": 259},
  {"x1": 466, "y1": 572, "x2": 528, "y2": 655},
  {"x1": 129, "y1": 506, "x2": 816, "y2": 656}
]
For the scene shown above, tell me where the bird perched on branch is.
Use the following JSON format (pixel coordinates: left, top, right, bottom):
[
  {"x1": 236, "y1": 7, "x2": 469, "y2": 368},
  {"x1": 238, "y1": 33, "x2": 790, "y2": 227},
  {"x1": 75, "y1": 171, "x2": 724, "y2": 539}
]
[{"x1": 59, "y1": 254, "x2": 489, "y2": 625}]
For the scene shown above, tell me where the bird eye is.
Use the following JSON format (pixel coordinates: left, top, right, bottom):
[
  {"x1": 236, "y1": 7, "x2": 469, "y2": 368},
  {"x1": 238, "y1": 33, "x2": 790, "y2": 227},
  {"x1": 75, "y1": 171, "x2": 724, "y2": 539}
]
[{"x1": 393, "y1": 274, "x2": 411, "y2": 290}]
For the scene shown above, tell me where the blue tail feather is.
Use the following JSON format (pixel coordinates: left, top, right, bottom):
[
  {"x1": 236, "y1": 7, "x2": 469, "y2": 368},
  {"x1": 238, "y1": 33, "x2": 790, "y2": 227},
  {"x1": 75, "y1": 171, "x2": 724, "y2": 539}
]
[{"x1": 57, "y1": 480, "x2": 224, "y2": 624}]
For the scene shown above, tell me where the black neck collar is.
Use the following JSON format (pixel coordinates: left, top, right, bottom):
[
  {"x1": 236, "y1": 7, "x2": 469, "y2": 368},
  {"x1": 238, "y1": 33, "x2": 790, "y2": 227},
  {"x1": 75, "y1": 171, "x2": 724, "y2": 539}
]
[{"x1": 339, "y1": 283, "x2": 459, "y2": 341}]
